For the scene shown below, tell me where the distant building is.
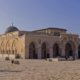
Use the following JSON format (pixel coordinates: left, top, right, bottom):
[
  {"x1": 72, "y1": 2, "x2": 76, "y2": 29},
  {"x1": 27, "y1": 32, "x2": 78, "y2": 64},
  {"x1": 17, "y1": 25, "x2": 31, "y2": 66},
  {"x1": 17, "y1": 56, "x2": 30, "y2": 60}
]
[{"x1": 0, "y1": 26, "x2": 80, "y2": 59}]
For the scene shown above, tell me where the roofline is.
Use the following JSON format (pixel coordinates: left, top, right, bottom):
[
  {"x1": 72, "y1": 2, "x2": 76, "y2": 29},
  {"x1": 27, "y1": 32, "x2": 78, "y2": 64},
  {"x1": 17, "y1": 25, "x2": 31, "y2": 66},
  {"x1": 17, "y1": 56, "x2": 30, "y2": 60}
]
[{"x1": 33, "y1": 27, "x2": 67, "y2": 32}]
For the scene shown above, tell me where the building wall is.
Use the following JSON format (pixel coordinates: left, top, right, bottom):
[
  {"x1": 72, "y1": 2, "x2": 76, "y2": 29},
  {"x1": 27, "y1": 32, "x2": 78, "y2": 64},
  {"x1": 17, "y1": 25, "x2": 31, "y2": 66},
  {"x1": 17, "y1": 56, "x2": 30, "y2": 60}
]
[
  {"x1": 0, "y1": 28, "x2": 80, "y2": 60},
  {"x1": 25, "y1": 32, "x2": 79, "y2": 59},
  {"x1": 0, "y1": 31, "x2": 25, "y2": 59}
]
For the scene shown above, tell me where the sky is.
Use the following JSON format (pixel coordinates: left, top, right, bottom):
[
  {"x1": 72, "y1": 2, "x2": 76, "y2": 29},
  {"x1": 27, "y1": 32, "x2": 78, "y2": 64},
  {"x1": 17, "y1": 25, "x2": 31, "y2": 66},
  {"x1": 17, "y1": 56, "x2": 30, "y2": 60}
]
[{"x1": 0, "y1": 0, "x2": 80, "y2": 34}]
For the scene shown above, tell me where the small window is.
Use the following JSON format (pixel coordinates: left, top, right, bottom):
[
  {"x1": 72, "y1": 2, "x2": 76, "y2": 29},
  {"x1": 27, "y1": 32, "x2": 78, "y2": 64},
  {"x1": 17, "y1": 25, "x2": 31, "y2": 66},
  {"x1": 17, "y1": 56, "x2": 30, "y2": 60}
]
[{"x1": 54, "y1": 32, "x2": 60, "y2": 36}]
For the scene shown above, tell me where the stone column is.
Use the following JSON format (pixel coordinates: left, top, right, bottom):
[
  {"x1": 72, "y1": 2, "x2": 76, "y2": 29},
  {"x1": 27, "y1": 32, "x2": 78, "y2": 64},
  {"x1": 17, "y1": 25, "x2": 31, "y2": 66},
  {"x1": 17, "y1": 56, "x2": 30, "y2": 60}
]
[
  {"x1": 61, "y1": 47, "x2": 65, "y2": 57},
  {"x1": 75, "y1": 46, "x2": 78, "y2": 59},
  {"x1": 60, "y1": 43, "x2": 65, "y2": 57},
  {"x1": 37, "y1": 45, "x2": 42, "y2": 59},
  {"x1": 25, "y1": 45, "x2": 29, "y2": 59},
  {"x1": 49, "y1": 46, "x2": 53, "y2": 58}
]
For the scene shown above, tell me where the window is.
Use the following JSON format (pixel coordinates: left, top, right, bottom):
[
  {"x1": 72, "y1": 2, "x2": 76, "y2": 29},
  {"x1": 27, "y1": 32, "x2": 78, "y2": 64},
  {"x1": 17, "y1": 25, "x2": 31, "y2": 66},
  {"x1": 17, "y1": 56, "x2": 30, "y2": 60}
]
[{"x1": 54, "y1": 32, "x2": 60, "y2": 36}]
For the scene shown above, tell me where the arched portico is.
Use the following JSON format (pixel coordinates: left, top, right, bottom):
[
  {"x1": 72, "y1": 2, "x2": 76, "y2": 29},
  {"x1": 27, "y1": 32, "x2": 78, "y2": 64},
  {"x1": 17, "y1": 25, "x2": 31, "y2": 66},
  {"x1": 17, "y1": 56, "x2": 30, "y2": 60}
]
[
  {"x1": 53, "y1": 43, "x2": 59, "y2": 58},
  {"x1": 65, "y1": 41, "x2": 76, "y2": 60},
  {"x1": 41, "y1": 42, "x2": 47, "y2": 59},
  {"x1": 29, "y1": 42, "x2": 37, "y2": 59},
  {"x1": 78, "y1": 45, "x2": 80, "y2": 59},
  {"x1": 6, "y1": 41, "x2": 10, "y2": 55},
  {"x1": 12, "y1": 40, "x2": 17, "y2": 54}
]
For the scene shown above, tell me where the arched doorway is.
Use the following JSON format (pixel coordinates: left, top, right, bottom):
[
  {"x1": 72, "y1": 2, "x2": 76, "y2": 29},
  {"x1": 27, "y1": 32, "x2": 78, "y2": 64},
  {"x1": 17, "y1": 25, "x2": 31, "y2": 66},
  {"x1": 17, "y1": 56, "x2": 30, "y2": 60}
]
[
  {"x1": 29, "y1": 42, "x2": 37, "y2": 59},
  {"x1": 41, "y1": 42, "x2": 47, "y2": 59},
  {"x1": 65, "y1": 42, "x2": 75, "y2": 60},
  {"x1": 78, "y1": 45, "x2": 80, "y2": 59},
  {"x1": 12, "y1": 40, "x2": 17, "y2": 54},
  {"x1": 53, "y1": 43, "x2": 59, "y2": 58}
]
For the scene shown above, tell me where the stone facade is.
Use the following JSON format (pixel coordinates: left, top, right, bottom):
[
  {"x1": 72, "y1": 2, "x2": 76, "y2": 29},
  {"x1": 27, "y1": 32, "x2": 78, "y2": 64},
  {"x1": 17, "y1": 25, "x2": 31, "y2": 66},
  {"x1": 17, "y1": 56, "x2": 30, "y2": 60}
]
[{"x1": 0, "y1": 26, "x2": 80, "y2": 60}]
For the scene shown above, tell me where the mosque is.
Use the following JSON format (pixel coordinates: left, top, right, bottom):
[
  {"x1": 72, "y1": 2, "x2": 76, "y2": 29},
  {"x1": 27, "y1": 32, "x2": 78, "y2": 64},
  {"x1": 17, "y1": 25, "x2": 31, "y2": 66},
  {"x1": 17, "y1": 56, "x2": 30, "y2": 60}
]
[{"x1": 0, "y1": 25, "x2": 80, "y2": 60}]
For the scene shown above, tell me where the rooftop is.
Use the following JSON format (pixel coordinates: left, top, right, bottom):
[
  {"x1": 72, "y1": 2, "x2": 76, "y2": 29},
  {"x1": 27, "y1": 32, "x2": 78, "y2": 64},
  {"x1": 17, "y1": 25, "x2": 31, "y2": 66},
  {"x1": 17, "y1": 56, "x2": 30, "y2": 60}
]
[
  {"x1": 5, "y1": 26, "x2": 19, "y2": 33},
  {"x1": 33, "y1": 27, "x2": 67, "y2": 32}
]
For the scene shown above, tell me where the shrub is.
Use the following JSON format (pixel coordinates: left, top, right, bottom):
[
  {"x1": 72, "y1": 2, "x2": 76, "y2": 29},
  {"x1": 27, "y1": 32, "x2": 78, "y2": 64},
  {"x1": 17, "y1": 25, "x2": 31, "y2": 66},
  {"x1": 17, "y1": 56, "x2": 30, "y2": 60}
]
[
  {"x1": 5, "y1": 57, "x2": 10, "y2": 61},
  {"x1": 15, "y1": 54, "x2": 21, "y2": 59}
]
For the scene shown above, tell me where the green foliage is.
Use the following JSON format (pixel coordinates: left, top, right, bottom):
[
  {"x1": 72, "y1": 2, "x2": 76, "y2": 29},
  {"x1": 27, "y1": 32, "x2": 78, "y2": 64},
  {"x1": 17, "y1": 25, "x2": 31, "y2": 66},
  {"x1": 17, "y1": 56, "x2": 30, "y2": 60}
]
[
  {"x1": 5, "y1": 57, "x2": 10, "y2": 61},
  {"x1": 15, "y1": 54, "x2": 21, "y2": 59}
]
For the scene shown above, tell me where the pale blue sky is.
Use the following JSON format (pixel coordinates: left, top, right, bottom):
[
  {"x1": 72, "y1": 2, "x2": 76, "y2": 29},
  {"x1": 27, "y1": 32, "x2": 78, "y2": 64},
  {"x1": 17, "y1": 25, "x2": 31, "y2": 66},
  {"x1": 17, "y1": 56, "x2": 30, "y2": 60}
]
[{"x1": 0, "y1": 0, "x2": 80, "y2": 34}]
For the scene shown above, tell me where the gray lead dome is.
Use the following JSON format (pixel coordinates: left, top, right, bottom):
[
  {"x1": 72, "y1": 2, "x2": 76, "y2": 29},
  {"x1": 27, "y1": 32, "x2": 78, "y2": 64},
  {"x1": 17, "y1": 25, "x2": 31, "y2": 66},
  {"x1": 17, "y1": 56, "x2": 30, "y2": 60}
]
[{"x1": 5, "y1": 26, "x2": 19, "y2": 33}]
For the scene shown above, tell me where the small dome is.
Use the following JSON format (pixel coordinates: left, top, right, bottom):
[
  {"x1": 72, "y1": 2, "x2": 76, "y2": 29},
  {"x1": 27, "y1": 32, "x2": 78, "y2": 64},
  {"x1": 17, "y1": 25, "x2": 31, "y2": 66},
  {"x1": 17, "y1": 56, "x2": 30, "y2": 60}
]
[{"x1": 5, "y1": 26, "x2": 19, "y2": 33}]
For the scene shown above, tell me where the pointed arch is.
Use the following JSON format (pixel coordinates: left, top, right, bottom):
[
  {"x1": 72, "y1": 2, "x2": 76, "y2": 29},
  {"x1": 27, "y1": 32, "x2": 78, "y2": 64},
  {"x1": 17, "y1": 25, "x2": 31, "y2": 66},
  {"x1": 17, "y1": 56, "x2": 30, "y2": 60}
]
[
  {"x1": 0, "y1": 40, "x2": 5, "y2": 54},
  {"x1": 29, "y1": 42, "x2": 37, "y2": 59},
  {"x1": 11, "y1": 39, "x2": 17, "y2": 54},
  {"x1": 65, "y1": 41, "x2": 76, "y2": 60},
  {"x1": 41, "y1": 42, "x2": 47, "y2": 59},
  {"x1": 6, "y1": 40, "x2": 10, "y2": 54},
  {"x1": 53, "y1": 43, "x2": 59, "y2": 58},
  {"x1": 78, "y1": 45, "x2": 80, "y2": 59}
]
